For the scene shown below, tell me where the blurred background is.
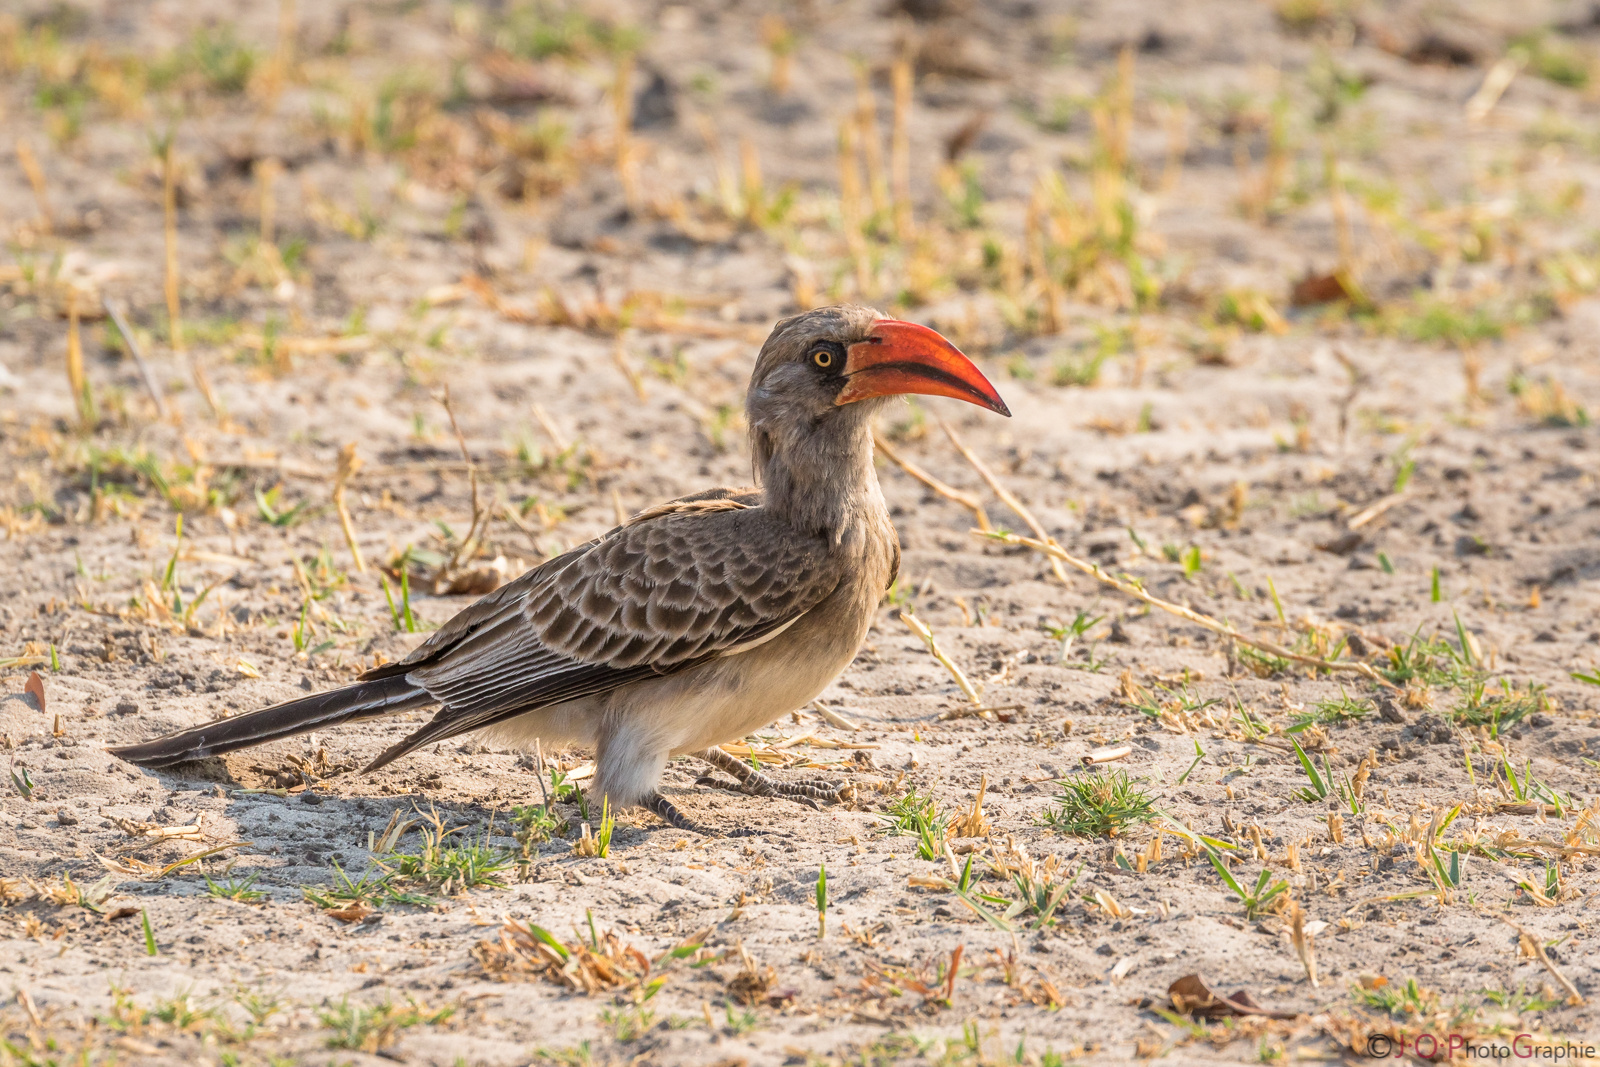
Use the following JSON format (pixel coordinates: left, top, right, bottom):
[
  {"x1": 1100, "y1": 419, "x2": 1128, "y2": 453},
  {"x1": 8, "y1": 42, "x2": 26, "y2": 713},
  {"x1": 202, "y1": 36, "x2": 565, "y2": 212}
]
[{"x1": 3, "y1": 0, "x2": 1596, "y2": 446}]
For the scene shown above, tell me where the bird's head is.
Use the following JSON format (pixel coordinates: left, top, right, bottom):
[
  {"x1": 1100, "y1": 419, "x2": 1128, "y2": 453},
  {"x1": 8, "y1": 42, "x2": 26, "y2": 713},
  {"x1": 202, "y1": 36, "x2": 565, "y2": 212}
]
[{"x1": 747, "y1": 305, "x2": 1009, "y2": 435}]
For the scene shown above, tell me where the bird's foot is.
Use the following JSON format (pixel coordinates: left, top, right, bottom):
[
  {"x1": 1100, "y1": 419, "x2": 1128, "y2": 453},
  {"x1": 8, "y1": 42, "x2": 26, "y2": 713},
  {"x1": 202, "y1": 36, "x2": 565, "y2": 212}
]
[
  {"x1": 646, "y1": 792, "x2": 754, "y2": 838},
  {"x1": 692, "y1": 748, "x2": 853, "y2": 807},
  {"x1": 694, "y1": 772, "x2": 823, "y2": 810}
]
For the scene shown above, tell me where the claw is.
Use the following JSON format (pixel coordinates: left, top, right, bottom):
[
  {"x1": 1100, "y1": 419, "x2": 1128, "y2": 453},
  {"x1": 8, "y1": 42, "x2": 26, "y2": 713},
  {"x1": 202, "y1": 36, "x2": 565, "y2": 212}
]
[
  {"x1": 647, "y1": 791, "x2": 756, "y2": 837},
  {"x1": 692, "y1": 747, "x2": 852, "y2": 808}
]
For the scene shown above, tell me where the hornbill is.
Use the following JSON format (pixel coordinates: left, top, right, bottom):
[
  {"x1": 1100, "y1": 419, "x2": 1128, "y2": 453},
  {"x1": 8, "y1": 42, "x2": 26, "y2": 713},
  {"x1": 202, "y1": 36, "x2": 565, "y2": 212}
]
[{"x1": 112, "y1": 305, "x2": 1010, "y2": 834}]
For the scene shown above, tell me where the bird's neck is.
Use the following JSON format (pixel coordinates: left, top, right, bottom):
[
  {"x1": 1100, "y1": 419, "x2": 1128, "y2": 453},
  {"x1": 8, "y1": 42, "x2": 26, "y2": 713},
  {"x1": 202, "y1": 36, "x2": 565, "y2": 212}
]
[{"x1": 754, "y1": 414, "x2": 885, "y2": 541}]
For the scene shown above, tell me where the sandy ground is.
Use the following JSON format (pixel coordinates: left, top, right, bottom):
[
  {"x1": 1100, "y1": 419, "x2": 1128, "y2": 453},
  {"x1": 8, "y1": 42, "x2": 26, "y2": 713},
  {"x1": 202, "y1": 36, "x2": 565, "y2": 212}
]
[{"x1": 3, "y1": 0, "x2": 1600, "y2": 1063}]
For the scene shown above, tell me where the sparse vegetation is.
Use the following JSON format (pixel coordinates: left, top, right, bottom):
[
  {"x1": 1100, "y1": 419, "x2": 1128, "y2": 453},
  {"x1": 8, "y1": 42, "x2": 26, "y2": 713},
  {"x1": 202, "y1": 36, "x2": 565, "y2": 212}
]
[{"x1": 1040, "y1": 771, "x2": 1155, "y2": 837}]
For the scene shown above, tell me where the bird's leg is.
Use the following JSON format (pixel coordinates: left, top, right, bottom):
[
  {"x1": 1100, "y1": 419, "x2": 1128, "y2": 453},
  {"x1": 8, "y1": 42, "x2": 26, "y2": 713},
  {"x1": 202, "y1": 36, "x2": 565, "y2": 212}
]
[
  {"x1": 693, "y1": 747, "x2": 850, "y2": 805},
  {"x1": 646, "y1": 792, "x2": 753, "y2": 838}
]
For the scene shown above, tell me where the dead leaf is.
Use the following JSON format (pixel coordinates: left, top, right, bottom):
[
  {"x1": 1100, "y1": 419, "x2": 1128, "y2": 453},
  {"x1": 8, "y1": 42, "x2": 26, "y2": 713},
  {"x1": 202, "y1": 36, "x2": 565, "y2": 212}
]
[
  {"x1": 1167, "y1": 974, "x2": 1298, "y2": 1020},
  {"x1": 24, "y1": 671, "x2": 44, "y2": 714},
  {"x1": 324, "y1": 902, "x2": 373, "y2": 924},
  {"x1": 1290, "y1": 271, "x2": 1356, "y2": 307}
]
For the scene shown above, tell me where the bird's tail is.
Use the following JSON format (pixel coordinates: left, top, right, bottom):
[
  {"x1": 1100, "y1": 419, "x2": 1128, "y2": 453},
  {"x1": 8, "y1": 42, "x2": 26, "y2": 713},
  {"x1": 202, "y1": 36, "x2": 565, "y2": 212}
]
[{"x1": 109, "y1": 674, "x2": 434, "y2": 768}]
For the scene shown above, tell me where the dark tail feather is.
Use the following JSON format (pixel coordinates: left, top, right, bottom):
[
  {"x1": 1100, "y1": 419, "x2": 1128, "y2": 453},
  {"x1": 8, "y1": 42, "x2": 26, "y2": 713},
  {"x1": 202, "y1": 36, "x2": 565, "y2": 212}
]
[{"x1": 110, "y1": 674, "x2": 435, "y2": 768}]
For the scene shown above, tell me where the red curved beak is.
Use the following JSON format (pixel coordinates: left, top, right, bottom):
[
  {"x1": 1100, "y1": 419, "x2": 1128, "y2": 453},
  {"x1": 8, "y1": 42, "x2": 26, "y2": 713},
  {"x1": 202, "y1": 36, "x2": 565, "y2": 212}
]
[{"x1": 834, "y1": 319, "x2": 1010, "y2": 416}]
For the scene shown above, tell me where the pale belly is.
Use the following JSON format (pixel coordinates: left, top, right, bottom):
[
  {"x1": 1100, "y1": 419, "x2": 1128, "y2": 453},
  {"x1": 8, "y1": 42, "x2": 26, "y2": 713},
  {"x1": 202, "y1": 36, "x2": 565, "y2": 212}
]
[{"x1": 480, "y1": 615, "x2": 861, "y2": 757}]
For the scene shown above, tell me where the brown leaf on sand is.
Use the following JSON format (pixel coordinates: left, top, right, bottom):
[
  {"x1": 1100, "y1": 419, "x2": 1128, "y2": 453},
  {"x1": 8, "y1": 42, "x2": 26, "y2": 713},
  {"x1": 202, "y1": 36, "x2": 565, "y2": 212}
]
[
  {"x1": 1168, "y1": 974, "x2": 1298, "y2": 1020},
  {"x1": 1290, "y1": 271, "x2": 1354, "y2": 307},
  {"x1": 24, "y1": 671, "x2": 45, "y2": 715},
  {"x1": 324, "y1": 902, "x2": 373, "y2": 924}
]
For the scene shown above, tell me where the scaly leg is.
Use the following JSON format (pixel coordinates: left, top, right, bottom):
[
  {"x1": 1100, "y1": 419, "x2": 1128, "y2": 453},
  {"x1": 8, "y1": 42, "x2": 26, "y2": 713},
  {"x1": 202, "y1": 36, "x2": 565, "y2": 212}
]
[
  {"x1": 693, "y1": 747, "x2": 850, "y2": 805},
  {"x1": 645, "y1": 791, "x2": 753, "y2": 837}
]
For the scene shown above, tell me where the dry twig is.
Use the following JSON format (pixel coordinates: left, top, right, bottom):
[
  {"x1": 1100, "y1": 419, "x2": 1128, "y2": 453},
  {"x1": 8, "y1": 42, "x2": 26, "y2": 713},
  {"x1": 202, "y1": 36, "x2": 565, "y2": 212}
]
[
  {"x1": 103, "y1": 297, "x2": 167, "y2": 418},
  {"x1": 439, "y1": 385, "x2": 486, "y2": 572},
  {"x1": 1499, "y1": 914, "x2": 1585, "y2": 1005},
  {"x1": 873, "y1": 430, "x2": 991, "y2": 529},
  {"x1": 980, "y1": 530, "x2": 1389, "y2": 685},
  {"x1": 940, "y1": 419, "x2": 1069, "y2": 585},
  {"x1": 333, "y1": 442, "x2": 366, "y2": 573}
]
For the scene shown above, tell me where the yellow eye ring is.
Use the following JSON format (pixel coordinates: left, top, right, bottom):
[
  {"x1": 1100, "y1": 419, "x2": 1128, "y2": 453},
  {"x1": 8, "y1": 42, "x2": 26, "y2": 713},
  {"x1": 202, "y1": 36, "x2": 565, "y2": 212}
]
[{"x1": 812, "y1": 349, "x2": 834, "y2": 369}]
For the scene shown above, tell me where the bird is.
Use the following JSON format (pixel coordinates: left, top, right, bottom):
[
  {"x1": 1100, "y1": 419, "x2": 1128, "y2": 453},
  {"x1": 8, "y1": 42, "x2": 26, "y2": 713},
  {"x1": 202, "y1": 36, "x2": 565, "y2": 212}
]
[{"x1": 111, "y1": 305, "x2": 1010, "y2": 834}]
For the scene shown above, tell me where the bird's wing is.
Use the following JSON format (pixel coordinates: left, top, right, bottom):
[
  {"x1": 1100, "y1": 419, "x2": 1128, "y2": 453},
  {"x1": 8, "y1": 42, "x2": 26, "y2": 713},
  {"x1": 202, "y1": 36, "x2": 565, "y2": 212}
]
[
  {"x1": 359, "y1": 486, "x2": 764, "y2": 683},
  {"x1": 364, "y1": 492, "x2": 842, "y2": 769}
]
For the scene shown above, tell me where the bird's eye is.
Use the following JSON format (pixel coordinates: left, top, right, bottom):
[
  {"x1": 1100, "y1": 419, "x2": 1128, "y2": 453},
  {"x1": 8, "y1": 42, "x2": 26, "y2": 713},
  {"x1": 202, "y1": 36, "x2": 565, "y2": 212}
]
[{"x1": 812, "y1": 348, "x2": 834, "y2": 369}]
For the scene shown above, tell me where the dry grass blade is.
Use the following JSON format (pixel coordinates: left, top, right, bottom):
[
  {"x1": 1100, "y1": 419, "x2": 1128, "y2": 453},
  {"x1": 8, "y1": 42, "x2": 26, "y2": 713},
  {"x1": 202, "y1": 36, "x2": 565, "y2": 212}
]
[
  {"x1": 333, "y1": 442, "x2": 366, "y2": 573},
  {"x1": 901, "y1": 612, "x2": 985, "y2": 712},
  {"x1": 1285, "y1": 899, "x2": 1318, "y2": 987},
  {"x1": 983, "y1": 530, "x2": 1389, "y2": 686},
  {"x1": 890, "y1": 54, "x2": 914, "y2": 243},
  {"x1": 811, "y1": 700, "x2": 860, "y2": 731},
  {"x1": 612, "y1": 337, "x2": 647, "y2": 400},
  {"x1": 1466, "y1": 52, "x2": 1525, "y2": 122},
  {"x1": 940, "y1": 419, "x2": 1068, "y2": 585},
  {"x1": 161, "y1": 137, "x2": 183, "y2": 353},
  {"x1": 1348, "y1": 492, "x2": 1406, "y2": 530},
  {"x1": 439, "y1": 385, "x2": 486, "y2": 574},
  {"x1": 15, "y1": 139, "x2": 54, "y2": 233},
  {"x1": 873, "y1": 430, "x2": 991, "y2": 530},
  {"x1": 103, "y1": 297, "x2": 167, "y2": 418},
  {"x1": 65, "y1": 288, "x2": 92, "y2": 425},
  {"x1": 1498, "y1": 915, "x2": 1585, "y2": 1006},
  {"x1": 16, "y1": 988, "x2": 43, "y2": 1029}
]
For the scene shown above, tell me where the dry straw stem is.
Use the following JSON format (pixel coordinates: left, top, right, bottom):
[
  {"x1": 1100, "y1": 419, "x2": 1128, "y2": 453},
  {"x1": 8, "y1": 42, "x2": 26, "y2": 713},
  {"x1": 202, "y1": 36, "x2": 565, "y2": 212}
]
[
  {"x1": 1498, "y1": 913, "x2": 1585, "y2": 1005},
  {"x1": 837, "y1": 115, "x2": 872, "y2": 295},
  {"x1": 810, "y1": 700, "x2": 860, "y2": 731},
  {"x1": 900, "y1": 611, "x2": 988, "y2": 715},
  {"x1": 333, "y1": 442, "x2": 366, "y2": 573},
  {"x1": 945, "y1": 421, "x2": 1389, "y2": 684},
  {"x1": 15, "y1": 139, "x2": 54, "y2": 233},
  {"x1": 64, "y1": 287, "x2": 91, "y2": 425},
  {"x1": 161, "y1": 137, "x2": 183, "y2": 352},
  {"x1": 977, "y1": 535, "x2": 1388, "y2": 685},
  {"x1": 257, "y1": 157, "x2": 282, "y2": 247},
  {"x1": 1466, "y1": 51, "x2": 1525, "y2": 122},
  {"x1": 855, "y1": 66, "x2": 890, "y2": 217},
  {"x1": 235, "y1": 332, "x2": 372, "y2": 357},
  {"x1": 762, "y1": 16, "x2": 794, "y2": 95},
  {"x1": 439, "y1": 385, "x2": 486, "y2": 572},
  {"x1": 939, "y1": 418, "x2": 1068, "y2": 585},
  {"x1": 1285, "y1": 899, "x2": 1318, "y2": 987},
  {"x1": 1081, "y1": 744, "x2": 1132, "y2": 766},
  {"x1": 612, "y1": 337, "x2": 647, "y2": 400},
  {"x1": 1347, "y1": 491, "x2": 1405, "y2": 530},
  {"x1": 263, "y1": 0, "x2": 297, "y2": 104},
  {"x1": 890, "y1": 53, "x2": 914, "y2": 243},
  {"x1": 872, "y1": 430, "x2": 991, "y2": 529},
  {"x1": 103, "y1": 296, "x2": 167, "y2": 418},
  {"x1": 531, "y1": 403, "x2": 569, "y2": 452},
  {"x1": 1323, "y1": 143, "x2": 1354, "y2": 279},
  {"x1": 613, "y1": 53, "x2": 639, "y2": 207}
]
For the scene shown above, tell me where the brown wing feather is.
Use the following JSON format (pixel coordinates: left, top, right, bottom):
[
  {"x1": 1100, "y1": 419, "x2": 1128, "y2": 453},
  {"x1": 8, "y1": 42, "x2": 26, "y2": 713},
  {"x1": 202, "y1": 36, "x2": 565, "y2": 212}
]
[{"x1": 362, "y1": 491, "x2": 844, "y2": 770}]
